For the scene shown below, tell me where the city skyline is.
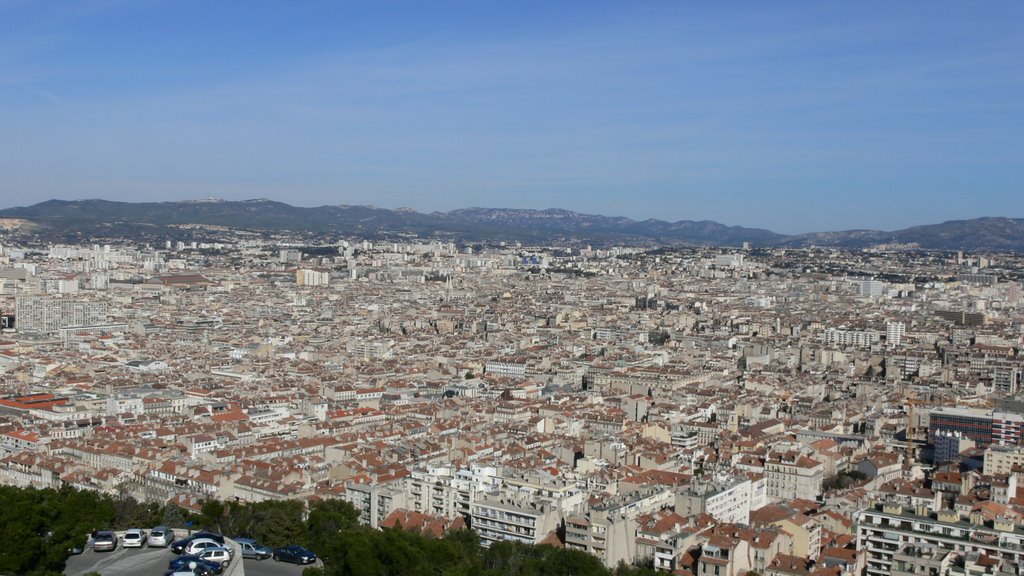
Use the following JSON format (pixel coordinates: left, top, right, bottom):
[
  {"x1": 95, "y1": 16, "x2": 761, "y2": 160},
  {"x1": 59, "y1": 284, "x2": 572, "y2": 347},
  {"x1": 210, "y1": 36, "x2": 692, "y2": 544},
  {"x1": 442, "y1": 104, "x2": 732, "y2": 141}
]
[
  {"x1": 2, "y1": 230, "x2": 1024, "y2": 575},
  {"x1": 2, "y1": 1, "x2": 1022, "y2": 234}
]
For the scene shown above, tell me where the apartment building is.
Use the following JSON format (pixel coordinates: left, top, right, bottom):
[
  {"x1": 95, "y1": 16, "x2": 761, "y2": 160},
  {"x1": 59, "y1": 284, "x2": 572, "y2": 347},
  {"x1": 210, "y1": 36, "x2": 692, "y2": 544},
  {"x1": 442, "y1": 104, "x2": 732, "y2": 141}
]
[
  {"x1": 15, "y1": 296, "x2": 107, "y2": 335},
  {"x1": 406, "y1": 463, "x2": 502, "y2": 519},
  {"x1": 890, "y1": 544, "x2": 957, "y2": 576},
  {"x1": 697, "y1": 536, "x2": 752, "y2": 576},
  {"x1": 929, "y1": 407, "x2": 1024, "y2": 448},
  {"x1": 764, "y1": 452, "x2": 823, "y2": 502},
  {"x1": 857, "y1": 502, "x2": 1024, "y2": 576},
  {"x1": 823, "y1": 327, "x2": 879, "y2": 349},
  {"x1": 471, "y1": 493, "x2": 560, "y2": 547},
  {"x1": 485, "y1": 359, "x2": 528, "y2": 378},
  {"x1": 565, "y1": 487, "x2": 674, "y2": 568},
  {"x1": 983, "y1": 445, "x2": 1024, "y2": 476},
  {"x1": 296, "y1": 268, "x2": 329, "y2": 287},
  {"x1": 344, "y1": 480, "x2": 408, "y2": 529},
  {"x1": 675, "y1": 475, "x2": 755, "y2": 525}
]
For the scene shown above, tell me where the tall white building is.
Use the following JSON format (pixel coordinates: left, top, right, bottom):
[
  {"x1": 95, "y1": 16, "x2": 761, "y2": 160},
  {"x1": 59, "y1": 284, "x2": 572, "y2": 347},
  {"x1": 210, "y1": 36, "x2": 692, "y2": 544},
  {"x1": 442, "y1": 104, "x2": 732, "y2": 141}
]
[
  {"x1": 860, "y1": 279, "x2": 884, "y2": 298},
  {"x1": 406, "y1": 464, "x2": 503, "y2": 519},
  {"x1": 715, "y1": 254, "x2": 744, "y2": 268},
  {"x1": 15, "y1": 296, "x2": 107, "y2": 335},
  {"x1": 675, "y1": 475, "x2": 757, "y2": 525},
  {"x1": 823, "y1": 327, "x2": 879, "y2": 348},
  {"x1": 886, "y1": 321, "x2": 906, "y2": 348},
  {"x1": 279, "y1": 249, "x2": 302, "y2": 263},
  {"x1": 296, "y1": 269, "x2": 329, "y2": 287}
]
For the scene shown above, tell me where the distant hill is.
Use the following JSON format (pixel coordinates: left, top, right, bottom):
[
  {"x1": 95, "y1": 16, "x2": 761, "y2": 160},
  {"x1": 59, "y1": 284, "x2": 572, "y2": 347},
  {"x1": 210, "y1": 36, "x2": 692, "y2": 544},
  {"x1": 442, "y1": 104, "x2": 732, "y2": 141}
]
[
  {"x1": 786, "y1": 217, "x2": 1024, "y2": 250},
  {"x1": 0, "y1": 199, "x2": 1021, "y2": 250}
]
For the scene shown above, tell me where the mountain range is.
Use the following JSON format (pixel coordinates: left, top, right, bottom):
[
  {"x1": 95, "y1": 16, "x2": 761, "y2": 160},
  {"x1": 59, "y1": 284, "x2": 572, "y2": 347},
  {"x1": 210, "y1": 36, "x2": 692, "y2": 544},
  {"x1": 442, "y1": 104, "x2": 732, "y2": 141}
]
[{"x1": 0, "y1": 199, "x2": 1021, "y2": 251}]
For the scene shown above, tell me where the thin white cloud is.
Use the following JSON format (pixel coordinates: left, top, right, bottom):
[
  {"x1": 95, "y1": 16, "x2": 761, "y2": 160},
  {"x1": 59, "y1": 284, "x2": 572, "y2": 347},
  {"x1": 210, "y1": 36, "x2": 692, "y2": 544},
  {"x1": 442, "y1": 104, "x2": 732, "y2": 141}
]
[{"x1": 0, "y1": 78, "x2": 61, "y2": 103}]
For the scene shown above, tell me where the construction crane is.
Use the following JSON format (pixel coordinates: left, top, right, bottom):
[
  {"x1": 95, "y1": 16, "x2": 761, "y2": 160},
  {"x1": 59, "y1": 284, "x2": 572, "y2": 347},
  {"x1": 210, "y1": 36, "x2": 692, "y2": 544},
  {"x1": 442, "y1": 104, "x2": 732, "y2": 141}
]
[
  {"x1": 906, "y1": 390, "x2": 916, "y2": 461},
  {"x1": 900, "y1": 381, "x2": 918, "y2": 462}
]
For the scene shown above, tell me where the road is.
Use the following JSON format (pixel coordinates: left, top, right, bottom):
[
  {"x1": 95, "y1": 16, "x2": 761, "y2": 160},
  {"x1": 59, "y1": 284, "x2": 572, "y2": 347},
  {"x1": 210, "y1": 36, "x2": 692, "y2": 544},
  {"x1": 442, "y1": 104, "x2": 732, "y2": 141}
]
[{"x1": 65, "y1": 544, "x2": 312, "y2": 576}]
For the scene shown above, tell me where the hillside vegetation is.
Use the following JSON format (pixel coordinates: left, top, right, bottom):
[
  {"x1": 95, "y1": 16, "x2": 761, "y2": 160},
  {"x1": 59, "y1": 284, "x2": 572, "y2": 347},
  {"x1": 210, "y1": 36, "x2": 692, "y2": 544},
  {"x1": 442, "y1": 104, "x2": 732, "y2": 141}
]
[{"x1": 0, "y1": 485, "x2": 659, "y2": 576}]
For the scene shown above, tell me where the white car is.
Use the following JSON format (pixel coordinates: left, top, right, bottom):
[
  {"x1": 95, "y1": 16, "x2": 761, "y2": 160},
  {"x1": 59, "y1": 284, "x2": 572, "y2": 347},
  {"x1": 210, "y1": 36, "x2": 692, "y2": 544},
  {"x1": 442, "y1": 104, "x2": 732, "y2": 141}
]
[
  {"x1": 122, "y1": 528, "x2": 147, "y2": 548},
  {"x1": 199, "y1": 546, "x2": 233, "y2": 566},
  {"x1": 184, "y1": 538, "x2": 223, "y2": 556}
]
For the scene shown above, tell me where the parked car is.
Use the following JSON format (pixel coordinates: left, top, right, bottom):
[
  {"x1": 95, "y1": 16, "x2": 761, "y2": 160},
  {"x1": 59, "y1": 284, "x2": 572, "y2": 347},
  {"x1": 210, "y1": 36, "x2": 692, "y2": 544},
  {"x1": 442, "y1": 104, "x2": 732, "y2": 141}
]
[
  {"x1": 185, "y1": 538, "x2": 224, "y2": 556},
  {"x1": 123, "y1": 528, "x2": 147, "y2": 548},
  {"x1": 168, "y1": 555, "x2": 223, "y2": 575},
  {"x1": 199, "y1": 546, "x2": 232, "y2": 567},
  {"x1": 171, "y1": 532, "x2": 224, "y2": 554},
  {"x1": 150, "y1": 526, "x2": 175, "y2": 547},
  {"x1": 164, "y1": 567, "x2": 216, "y2": 576},
  {"x1": 93, "y1": 531, "x2": 117, "y2": 552},
  {"x1": 273, "y1": 545, "x2": 317, "y2": 564},
  {"x1": 190, "y1": 531, "x2": 225, "y2": 544},
  {"x1": 234, "y1": 537, "x2": 272, "y2": 560}
]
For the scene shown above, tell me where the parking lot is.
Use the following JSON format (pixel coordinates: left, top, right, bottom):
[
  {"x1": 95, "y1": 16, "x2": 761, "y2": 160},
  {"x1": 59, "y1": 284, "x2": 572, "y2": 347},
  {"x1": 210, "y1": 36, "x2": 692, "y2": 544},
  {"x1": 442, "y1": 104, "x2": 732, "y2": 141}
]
[{"x1": 64, "y1": 542, "x2": 313, "y2": 576}]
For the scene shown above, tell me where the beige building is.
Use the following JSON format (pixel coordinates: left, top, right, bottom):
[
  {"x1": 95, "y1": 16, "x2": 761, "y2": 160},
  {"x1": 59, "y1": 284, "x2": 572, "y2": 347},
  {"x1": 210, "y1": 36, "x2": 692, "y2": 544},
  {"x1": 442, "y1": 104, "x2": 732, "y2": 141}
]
[
  {"x1": 675, "y1": 475, "x2": 755, "y2": 525},
  {"x1": 773, "y1": 513, "x2": 821, "y2": 561},
  {"x1": 984, "y1": 445, "x2": 1024, "y2": 476},
  {"x1": 565, "y1": 486, "x2": 674, "y2": 568},
  {"x1": 471, "y1": 493, "x2": 561, "y2": 547},
  {"x1": 765, "y1": 451, "x2": 824, "y2": 502},
  {"x1": 344, "y1": 480, "x2": 408, "y2": 528}
]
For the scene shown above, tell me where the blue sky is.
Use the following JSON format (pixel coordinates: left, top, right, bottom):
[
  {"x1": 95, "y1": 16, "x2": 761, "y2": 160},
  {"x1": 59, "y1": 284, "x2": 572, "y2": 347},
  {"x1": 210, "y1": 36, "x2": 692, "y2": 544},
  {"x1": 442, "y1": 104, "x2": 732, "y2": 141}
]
[{"x1": 1, "y1": 1, "x2": 1021, "y2": 234}]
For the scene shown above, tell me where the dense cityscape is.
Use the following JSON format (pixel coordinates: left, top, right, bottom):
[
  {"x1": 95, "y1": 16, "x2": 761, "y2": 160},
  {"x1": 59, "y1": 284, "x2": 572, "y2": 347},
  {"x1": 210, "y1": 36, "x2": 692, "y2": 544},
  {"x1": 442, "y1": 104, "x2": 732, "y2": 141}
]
[
  {"x1": 1, "y1": 226, "x2": 1024, "y2": 575},
  {"x1": 3, "y1": 0, "x2": 1021, "y2": 574}
]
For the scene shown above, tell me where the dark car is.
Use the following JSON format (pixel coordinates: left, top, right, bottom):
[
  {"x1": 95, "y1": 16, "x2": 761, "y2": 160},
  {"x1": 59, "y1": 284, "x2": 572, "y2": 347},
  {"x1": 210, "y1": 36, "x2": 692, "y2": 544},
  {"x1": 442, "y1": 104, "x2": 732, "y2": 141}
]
[
  {"x1": 169, "y1": 555, "x2": 224, "y2": 575},
  {"x1": 273, "y1": 545, "x2": 317, "y2": 564},
  {"x1": 189, "y1": 531, "x2": 225, "y2": 544},
  {"x1": 163, "y1": 566, "x2": 216, "y2": 576},
  {"x1": 170, "y1": 532, "x2": 225, "y2": 554}
]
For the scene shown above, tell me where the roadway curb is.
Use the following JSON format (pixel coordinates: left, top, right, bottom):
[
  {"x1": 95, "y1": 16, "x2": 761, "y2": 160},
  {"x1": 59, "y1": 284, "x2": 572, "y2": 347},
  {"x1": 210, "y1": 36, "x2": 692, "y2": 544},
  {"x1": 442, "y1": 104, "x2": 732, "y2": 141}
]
[{"x1": 224, "y1": 538, "x2": 245, "y2": 576}]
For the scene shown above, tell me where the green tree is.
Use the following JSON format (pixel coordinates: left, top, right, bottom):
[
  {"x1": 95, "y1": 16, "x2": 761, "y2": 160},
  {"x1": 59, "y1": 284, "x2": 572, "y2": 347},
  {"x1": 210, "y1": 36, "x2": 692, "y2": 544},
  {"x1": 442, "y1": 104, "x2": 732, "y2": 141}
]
[
  {"x1": 306, "y1": 499, "x2": 361, "y2": 553},
  {"x1": 161, "y1": 503, "x2": 192, "y2": 528},
  {"x1": 246, "y1": 500, "x2": 305, "y2": 547},
  {"x1": 200, "y1": 499, "x2": 226, "y2": 532}
]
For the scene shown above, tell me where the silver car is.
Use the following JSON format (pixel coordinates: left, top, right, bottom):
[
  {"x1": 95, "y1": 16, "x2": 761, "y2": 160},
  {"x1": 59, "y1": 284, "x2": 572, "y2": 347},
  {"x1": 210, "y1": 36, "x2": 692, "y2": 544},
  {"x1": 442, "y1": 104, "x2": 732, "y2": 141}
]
[
  {"x1": 199, "y1": 546, "x2": 233, "y2": 566},
  {"x1": 185, "y1": 538, "x2": 223, "y2": 556},
  {"x1": 149, "y1": 526, "x2": 175, "y2": 547},
  {"x1": 123, "y1": 528, "x2": 147, "y2": 548},
  {"x1": 93, "y1": 531, "x2": 117, "y2": 552},
  {"x1": 235, "y1": 538, "x2": 272, "y2": 560}
]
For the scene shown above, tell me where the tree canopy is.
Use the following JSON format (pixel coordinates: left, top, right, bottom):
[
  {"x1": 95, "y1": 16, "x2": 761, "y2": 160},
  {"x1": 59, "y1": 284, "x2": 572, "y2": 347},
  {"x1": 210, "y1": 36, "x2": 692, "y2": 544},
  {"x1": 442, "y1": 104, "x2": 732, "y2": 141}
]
[{"x1": 0, "y1": 484, "x2": 662, "y2": 576}]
